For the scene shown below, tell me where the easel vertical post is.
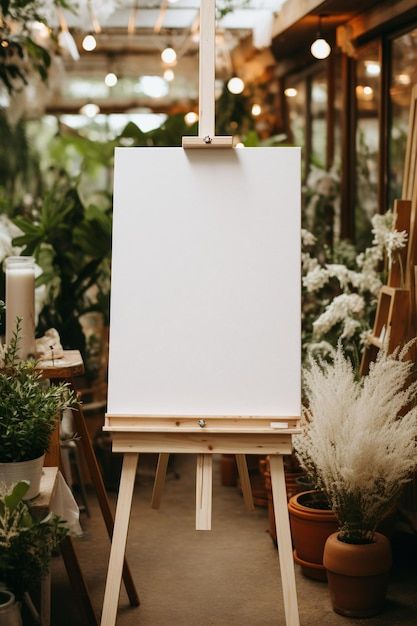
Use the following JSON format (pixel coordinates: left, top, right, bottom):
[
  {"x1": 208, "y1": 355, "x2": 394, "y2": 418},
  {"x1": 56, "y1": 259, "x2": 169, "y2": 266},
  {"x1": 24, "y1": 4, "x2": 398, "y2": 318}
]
[
  {"x1": 196, "y1": 453, "x2": 213, "y2": 530},
  {"x1": 199, "y1": 0, "x2": 215, "y2": 138}
]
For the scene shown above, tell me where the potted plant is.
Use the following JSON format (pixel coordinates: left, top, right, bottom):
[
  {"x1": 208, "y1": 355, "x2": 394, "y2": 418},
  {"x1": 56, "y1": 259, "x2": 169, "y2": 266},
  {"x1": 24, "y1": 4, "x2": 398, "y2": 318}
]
[
  {"x1": 0, "y1": 321, "x2": 74, "y2": 498},
  {"x1": 294, "y1": 343, "x2": 417, "y2": 617},
  {"x1": 288, "y1": 489, "x2": 338, "y2": 581},
  {"x1": 0, "y1": 480, "x2": 68, "y2": 622}
]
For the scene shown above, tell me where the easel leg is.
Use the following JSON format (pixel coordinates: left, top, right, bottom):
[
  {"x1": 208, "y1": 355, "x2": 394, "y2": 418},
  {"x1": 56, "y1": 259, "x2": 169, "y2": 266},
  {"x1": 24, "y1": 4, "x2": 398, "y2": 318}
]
[
  {"x1": 101, "y1": 453, "x2": 139, "y2": 626},
  {"x1": 72, "y1": 399, "x2": 140, "y2": 607},
  {"x1": 269, "y1": 455, "x2": 300, "y2": 626},
  {"x1": 61, "y1": 536, "x2": 98, "y2": 626},
  {"x1": 151, "y1": 453, "x2": 170, "y2": 509},
  {"x1": 235, "y1": 454, "x2": 255, "y2": 511},
  {"x1": 196, "y1": 453, "x2": 212, "y2": 530}
]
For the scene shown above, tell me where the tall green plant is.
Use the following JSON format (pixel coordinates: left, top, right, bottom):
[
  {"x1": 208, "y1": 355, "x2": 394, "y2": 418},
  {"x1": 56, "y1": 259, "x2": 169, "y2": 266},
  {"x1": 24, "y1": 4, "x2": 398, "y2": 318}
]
[{"x1": 12, "y1": 174, "x2": 112, "y2": 353}]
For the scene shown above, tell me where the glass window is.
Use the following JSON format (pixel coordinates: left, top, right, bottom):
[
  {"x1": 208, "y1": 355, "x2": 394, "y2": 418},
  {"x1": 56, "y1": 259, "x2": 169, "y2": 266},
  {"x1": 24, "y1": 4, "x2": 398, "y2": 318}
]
[
  {"x1": 310, "y1": 71, "x2": 327, "y2": 169},
  {"x1": 285, "y1": 79, "x2": 306, "y2": 176},
  {"x1": 355, "y1": 42, "x2": 381, "y2": 250},
  {"x1": 389, "y1": 27, "x2": 417, "y2": 205}
]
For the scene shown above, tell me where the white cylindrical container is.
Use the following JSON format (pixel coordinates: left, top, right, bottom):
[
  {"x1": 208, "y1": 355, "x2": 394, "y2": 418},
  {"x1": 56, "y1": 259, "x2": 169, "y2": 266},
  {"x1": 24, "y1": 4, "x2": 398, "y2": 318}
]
[
  {"x1": 0, "y1": 454, "x2": 45, "y2": 500},
  {"x1": 5, "y1": 256, "x2": 35, "y2": 360}
]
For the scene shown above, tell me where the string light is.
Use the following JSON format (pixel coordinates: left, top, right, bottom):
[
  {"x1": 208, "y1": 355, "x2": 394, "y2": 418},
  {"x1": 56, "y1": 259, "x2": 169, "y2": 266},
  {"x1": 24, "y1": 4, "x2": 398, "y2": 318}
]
[
  {"x1": 82, "y1": 34, "x2": 97, "y2": 52},
  {"x1": 227, "y1": 77, "x2": 244, "y2": 95}
]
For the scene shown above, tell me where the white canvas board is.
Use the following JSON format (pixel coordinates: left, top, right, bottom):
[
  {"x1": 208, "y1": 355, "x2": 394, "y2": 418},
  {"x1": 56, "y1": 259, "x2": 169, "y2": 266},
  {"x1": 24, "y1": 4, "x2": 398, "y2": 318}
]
[{"x1": 107, "y1": 147, "x2": 301, "y2": 417}]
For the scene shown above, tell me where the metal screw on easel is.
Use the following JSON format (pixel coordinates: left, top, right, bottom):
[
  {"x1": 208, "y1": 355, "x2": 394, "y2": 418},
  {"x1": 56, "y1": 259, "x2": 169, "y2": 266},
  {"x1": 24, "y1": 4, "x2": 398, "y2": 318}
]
[{"x1": 198, "y1": 419, "x2": 206, "y2": 428}]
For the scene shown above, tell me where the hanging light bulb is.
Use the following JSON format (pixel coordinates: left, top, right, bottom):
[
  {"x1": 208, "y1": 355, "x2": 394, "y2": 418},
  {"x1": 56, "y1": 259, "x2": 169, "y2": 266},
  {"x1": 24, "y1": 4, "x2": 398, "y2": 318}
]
[
  {"x1": 80, "y1": 103, "x2": 100, "y2": 118},
  {"x1": 105, "y1": 72, "x2": 118, "y2": 87},
  {"x1": 161, "y1": 47, "x2": 177, "y2": 65},
  {"x1": 310, "y1": 16, "x2": 331, "y2": 60},
  {"x1": 164, "y1": 68, "x2": 175, "y2": 82},
  {"x1": 251, "y1": 104, "x2": 262, "y2": 117},
  {"x1": 184, "y1": 112, "x2": 198, "y2": 126},
  {"x1": 82, "y1": 34, "x2": 97, "y2": 52},
  {"x1": 227, "y1": 77, "x2": 245, "y2": 95}
]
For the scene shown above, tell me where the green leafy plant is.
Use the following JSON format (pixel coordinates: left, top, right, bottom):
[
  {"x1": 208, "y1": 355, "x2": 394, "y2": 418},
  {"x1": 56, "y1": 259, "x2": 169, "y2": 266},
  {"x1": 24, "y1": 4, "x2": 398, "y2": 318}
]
[
  {"x1": 0, "y1": 0, "x2": 76, "y2": 93},
  {"x1": 12, "y1": 173, "x2": 112, "y2": 354},
  {"x1": 0, "y1": 480, "x2": 68, "y2": 598},
  {"x1": 0, "y1": 321, "x2": 74, "y2": 462}
]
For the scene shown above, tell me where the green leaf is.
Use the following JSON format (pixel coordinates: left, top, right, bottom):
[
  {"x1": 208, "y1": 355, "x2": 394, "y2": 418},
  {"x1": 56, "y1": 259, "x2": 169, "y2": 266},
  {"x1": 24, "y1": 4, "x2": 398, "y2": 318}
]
[{"x1": 4, "y1": 480, "x2": 30, "y2": 510}]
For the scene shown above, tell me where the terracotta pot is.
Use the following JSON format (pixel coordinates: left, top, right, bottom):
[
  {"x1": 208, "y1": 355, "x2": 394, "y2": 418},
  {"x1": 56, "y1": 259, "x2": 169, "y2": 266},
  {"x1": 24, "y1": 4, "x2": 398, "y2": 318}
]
[
  {"x1": 324, "y1": 532, "x2": 392, "y2": 617},
  {"x1": 0, "y1": 454, "x2": 45, "y2": 500},
  {"x1": 0, "y1": 589, "x2": 22, "y2": 626},
  {"x1": 288, "y1": 491, "x2": 338, "y2": 581},
  {"x1": 220, "y1": 455, "x2": 237, "y2": 487}
]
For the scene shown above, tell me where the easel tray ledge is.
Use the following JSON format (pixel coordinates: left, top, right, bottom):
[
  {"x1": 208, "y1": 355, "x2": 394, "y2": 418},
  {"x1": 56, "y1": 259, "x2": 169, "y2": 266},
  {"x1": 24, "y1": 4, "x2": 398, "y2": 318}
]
[{"x1": 104, "y1": 414, "x2": 301, "y2": 434}]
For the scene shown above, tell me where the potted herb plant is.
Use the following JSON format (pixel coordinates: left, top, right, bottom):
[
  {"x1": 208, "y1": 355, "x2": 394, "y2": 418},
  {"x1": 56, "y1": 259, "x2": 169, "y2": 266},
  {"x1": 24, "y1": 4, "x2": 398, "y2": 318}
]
[
  {"x1": 0, "y1": 322, "x2": 74, "y2": 499},
  {"x1": 294, "y1": 343, "x2": 417, "y2": 617},
  {"x1": 0, "y1": 480, "x2": 68, "y2": 622}
]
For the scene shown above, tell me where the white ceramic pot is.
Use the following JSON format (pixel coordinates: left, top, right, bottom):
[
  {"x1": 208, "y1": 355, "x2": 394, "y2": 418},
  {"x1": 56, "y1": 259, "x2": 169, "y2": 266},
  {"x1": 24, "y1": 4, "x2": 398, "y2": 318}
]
[
  {"x1": 0, "y1": 454, "x2": 45, "y2": 500},
  {"x1": 0, "y1": 589, "x2": 22, "y2": 626}
]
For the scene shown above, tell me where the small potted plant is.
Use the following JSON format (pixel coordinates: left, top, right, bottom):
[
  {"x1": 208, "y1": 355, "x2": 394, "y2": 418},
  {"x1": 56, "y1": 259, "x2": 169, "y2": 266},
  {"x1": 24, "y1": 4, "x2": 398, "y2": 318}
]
[
  {"x1": 0, "y1": 321, "x2": 74, "y2": 499},
  {"x1": 294, "y1": 343, "x2": 417, "y2": 617},
  {"x1": 0, "y1": 480, "x2": 68, "y2": 622}
]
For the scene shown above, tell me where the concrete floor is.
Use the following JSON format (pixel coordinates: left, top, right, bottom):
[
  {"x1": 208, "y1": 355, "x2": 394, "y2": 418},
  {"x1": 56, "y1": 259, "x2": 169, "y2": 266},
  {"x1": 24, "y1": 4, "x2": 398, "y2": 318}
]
[{"x1": 45, "y1": 455, "x2": 417, "y2": 626}]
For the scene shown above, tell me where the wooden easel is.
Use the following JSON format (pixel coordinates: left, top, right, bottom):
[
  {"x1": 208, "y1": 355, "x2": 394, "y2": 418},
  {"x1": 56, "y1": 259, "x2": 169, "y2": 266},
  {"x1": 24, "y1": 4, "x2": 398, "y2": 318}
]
[
  {"x1": 360, "y1": 85, "x2": 417, "y2": 375},
  {"x1": 100, "y1": 2, "x2": 301, "y2": 625}
]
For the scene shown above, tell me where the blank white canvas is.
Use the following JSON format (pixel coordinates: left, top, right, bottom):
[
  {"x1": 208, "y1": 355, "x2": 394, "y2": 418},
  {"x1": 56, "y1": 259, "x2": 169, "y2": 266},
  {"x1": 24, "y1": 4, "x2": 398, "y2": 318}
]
[{"x1": 107, "y1": 147, "x2": 301, "y2": 417}]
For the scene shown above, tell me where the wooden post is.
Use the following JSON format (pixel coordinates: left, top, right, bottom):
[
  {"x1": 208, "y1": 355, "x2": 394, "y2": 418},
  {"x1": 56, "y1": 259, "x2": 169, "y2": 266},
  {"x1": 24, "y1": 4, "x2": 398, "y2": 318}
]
[
  {"x1": 151, "y1": 453, "x2": 169, "y2": 509},
  {"x1": 196, "y1": 453, "x2": 213, "y2": 530},
  {"x1": 269, "y1": 455, "x2": 300, "y2": 626},
  {"x1": 182, "y1": 0, "x2": 232, "y2": 148}
]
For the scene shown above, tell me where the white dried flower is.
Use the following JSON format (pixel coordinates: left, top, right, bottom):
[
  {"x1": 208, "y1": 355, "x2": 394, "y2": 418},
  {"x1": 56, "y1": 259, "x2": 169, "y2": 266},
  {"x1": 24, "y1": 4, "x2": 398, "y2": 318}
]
[
  {"x1": 295, "y1": 343, "x2": 417, "y2": 542},
  {"x1": 313, "y1": 294, "x2": 364, "y2": 338},
  {"x1": 301, "y1": 228, "x2": 316, "y2": 247},
  {"x1": 303, "y1": 266, "x2": 330, "y2": 293}
]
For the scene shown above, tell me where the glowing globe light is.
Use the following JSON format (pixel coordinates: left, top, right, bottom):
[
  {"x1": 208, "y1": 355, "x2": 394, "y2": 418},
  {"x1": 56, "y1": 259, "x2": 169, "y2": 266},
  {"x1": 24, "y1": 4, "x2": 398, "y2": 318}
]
[
  {"x1": 164, "y1": 69, "x2": 175, "y2": 82},
  {"x1": 82, "y1": 34, "x2": 97, "y2": 52},
  {"x1": 161, "y1": 47, "x2": 177, "y2": 65},
  {"x1": 184, "y1": 112, "x2": 198, "y2": 126},
  {"x1": 310, "y1": 37, "x2": 331, "y2": 60},
  {"x1": 251, "y1": 104, "x2": 262, "y2": 117},
  {"x1": 80, "y1": 103, "x2": 100, "y2": 118},
  {"x1": 284, "y1": 87, "x2": 298, "y2": 98},
  {"x1": 227, "y1": 77, "x2": 244, "y2": 95},
  {"x1": 105, "y1": 72, "x2": 118, "y2": 87}
]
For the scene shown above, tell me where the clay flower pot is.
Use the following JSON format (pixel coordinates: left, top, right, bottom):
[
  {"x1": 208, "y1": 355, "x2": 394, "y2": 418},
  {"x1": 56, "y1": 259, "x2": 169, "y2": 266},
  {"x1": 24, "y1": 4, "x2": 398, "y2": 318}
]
[
  {"x1": 323, "y1": 532, "x2": 392, "y2": 617},
  {"x1": 288, "y1": 490, "x2": 338, "y2": 581}
]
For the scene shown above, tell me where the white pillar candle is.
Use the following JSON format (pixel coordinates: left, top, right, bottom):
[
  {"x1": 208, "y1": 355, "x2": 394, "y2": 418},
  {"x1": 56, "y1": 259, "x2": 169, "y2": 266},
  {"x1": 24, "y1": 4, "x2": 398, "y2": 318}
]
[{"x1": 5, "y1": 256, "x2": 36, "y2": 360}]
